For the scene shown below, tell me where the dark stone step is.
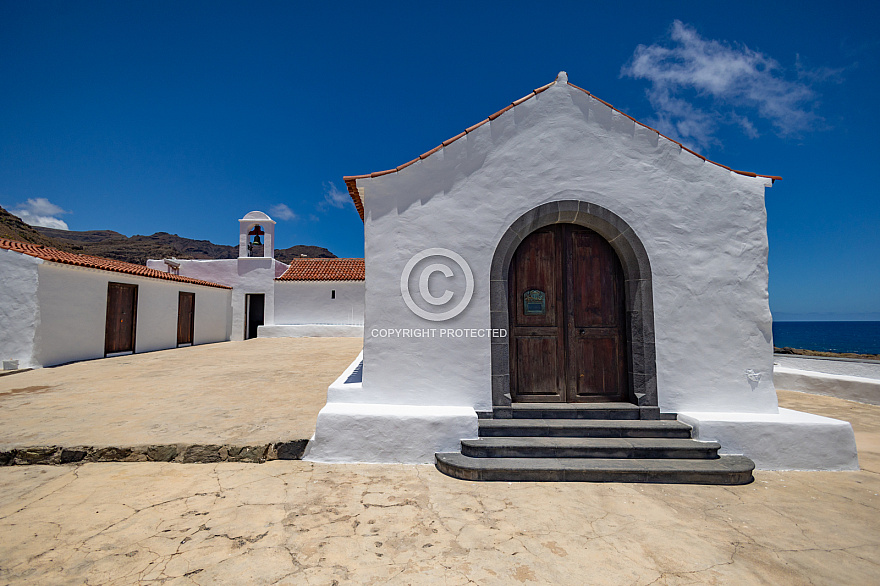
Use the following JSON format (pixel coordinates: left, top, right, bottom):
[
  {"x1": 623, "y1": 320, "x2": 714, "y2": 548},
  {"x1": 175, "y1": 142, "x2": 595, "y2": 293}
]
[
  {"x1": 435, "y1": 453, "x2": 755, "y2": 485},
  {"x1": 479, "y1": 419, "x2": 693, "y2": 439},
  {"x1": 509, "y1": 402, "x2": 640, "y2": 420},
  {"x1": 460, "y1": 437, "x2": 721, "y2": 459}
]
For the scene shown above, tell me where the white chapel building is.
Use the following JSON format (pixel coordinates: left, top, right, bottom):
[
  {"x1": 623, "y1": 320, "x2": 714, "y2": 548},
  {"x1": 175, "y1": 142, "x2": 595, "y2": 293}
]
[{"x1": 305, "y1": 72, "x2": 857, "y2": 477}]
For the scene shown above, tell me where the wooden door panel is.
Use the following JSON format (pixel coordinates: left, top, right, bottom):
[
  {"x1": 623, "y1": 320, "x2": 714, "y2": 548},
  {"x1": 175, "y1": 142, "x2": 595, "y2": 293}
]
[
  {"x1": 512, "y1": 230, "x2": 560, "y2": 328},
  {"x1": 105, "y1": 283, "x2": 137, "y2": 355},
  {"x1": 570, "y1": 230, "x2": 621, "y2": 327},
  {"x1": 177, "y1": 292, "x2": 195, "y2": 345},
  {"x1": 514, "y1": 336, "x2": 564, "y2": 400},
  {"x1": 509, "y1": 226, "x2": 565, "y2": 402},
  {"x1": 569, "y1": 333, "x2": 625, "y2": 400},
  {"x1": 565, "y1": 227, "x2": 627, "y2": 402}
]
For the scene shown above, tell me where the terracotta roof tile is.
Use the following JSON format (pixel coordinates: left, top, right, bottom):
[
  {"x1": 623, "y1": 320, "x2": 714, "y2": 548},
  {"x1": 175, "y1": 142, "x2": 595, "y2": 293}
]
[
  {"x1": 342, "y1": 75, "x2": 782, "y2": 222},
  {"x1": 511, "y1": 93, "x2": 533, "y2": 107},
  {"x1": 397, "y1": 157, "x2": 421, "y2": 171},
  {"x1": 487, "y1": 104, "x2": 513, "y2": 121},
  {"x1": 343, "y1": 178, "x2": 365, "y2": 220},
  {"x1": 465, "y1": 119, "x2": 489, "y2": 134},
  {"x1": 419, "y1": 144, "x2": 443, "y2": 160},
  {"x1": 0, "y1": 238, "x2": 231, "y2": 289},
  {"x1": 277, "y1": 258, "x2": 365, "y2": 281},
  {"x1": 442, "y1": 131, "x2": 467, "y2": 147}
]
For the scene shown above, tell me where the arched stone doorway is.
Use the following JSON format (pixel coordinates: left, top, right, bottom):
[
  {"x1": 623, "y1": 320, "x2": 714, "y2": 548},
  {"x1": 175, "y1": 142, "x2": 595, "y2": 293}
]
[{"x1": 489, "y1": 198, "x2": 657, "y2": 411}]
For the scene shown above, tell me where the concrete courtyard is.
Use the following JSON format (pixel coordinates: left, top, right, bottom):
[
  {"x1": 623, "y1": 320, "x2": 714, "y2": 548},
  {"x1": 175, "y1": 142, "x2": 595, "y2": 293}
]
[{"x1": 1, "y1": 338, "x2": 878, "y2": 584}]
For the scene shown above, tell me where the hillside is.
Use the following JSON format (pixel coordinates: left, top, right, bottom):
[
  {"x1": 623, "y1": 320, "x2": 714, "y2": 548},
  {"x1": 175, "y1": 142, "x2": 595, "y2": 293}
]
[
  {"x1": 0, "y1": 206, "x2": 59, "y2": 247},
  {"x1": 0, "y1": 206, "x2": 336, "y2": 264}
]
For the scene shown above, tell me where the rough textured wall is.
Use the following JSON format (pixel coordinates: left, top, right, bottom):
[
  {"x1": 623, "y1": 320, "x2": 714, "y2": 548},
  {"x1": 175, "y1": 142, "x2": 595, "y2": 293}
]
[
  {"x1": 0, "y1": 249, "x2": 42, "y2": 368},
  {"x1": 274, "y1": 281, "x2": 365, "y2": 325},
  {"x1": 359, "y1": 80, "x2": 777, "y2": 414}
]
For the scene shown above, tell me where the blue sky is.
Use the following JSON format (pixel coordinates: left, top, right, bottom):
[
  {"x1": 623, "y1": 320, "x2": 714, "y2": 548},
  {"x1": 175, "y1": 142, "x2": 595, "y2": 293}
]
[{"x1": 1, "y1": 1, "x2": 877, "y2": 320}]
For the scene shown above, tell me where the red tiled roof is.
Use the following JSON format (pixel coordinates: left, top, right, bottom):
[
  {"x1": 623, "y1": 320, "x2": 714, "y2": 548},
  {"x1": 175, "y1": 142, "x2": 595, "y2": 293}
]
[
  {"x1": 343, "y1": 75, "x2": 782, "y2": 221},
  {"x1": 276, "y1": 258, "x2": 365, "y2": 281},
  {"x1": 0, "y1": 238, "x2": 231, "y2": 289}
]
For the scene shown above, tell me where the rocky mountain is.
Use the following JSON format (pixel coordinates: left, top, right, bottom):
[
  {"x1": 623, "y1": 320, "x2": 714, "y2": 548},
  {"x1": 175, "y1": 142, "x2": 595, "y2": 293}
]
[
  {"x1": 0, "y1": 206, "x2": 59, "y2": 246},
  {"x1": 0, "y1": 206, "x2": 336, "y2": 264}
]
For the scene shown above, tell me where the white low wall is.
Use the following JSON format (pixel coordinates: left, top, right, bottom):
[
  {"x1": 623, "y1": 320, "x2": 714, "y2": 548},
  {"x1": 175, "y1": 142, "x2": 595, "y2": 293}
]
[
  {"x1": 258, "y1": 324, "x2": 364, "y2": 338},
  {"x1": 679, "y1": 409, "x2": 859, "y2": 471},
  {"x1": 304, "y1": 353, "x2": 478, "y2": 464},
  {"x1": 0, "y1": 249, "x2": 42, "y2": 369},
  {"x1": 774, "y1": 365, "x2": 880, "y2": 406},
  {"x1": 304, "y1": 403, "x2": 478, "y2": 464},
  {"x1": 326, "y1": 351, "x2": 364, "y2": 402},
  {"x1": 774, "y1": 355, "x2": 880, "y2": 379},
  {"x1": 34, "y1": 263, "x2": 230, "y2": 367}
]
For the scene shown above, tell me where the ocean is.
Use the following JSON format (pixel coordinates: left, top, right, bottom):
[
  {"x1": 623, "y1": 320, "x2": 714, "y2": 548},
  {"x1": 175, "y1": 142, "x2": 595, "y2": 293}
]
[{"x1": 772, "y1": 321, "x2": 880, "y2": 355}]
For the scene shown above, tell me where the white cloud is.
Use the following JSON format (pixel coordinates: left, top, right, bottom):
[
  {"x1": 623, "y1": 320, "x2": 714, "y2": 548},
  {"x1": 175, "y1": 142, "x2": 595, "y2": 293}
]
[
  {"x1": 319, "y1": 181, "x2": 351, "y2": 211},
  {"x1": 622, "y1": 20, "x2": 830, "y2": 148},
  {"x1": 11, "y1": 197, "x2": 70, "y2": 230},
  {"x1": 269, "y1": 203, "x2": 297, "y2": 221}
]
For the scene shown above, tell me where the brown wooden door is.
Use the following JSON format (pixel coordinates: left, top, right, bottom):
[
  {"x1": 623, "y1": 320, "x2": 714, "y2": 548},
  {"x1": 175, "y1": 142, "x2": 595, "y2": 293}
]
[
  {"x1": 509, "y1": 224, "x2": 627, "y2": 403},
  {"x1": 177, "y1": 292, "x2": 195, "y2": 346},
  {"x1": 105, "y1": 282, "x2": 138, "y2": 355}
]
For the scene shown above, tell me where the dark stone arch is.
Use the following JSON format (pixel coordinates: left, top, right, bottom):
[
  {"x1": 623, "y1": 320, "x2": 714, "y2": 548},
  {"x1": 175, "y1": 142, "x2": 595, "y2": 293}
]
[{"x1": 489, "y1": 197, "x2": 658, "y2": 415}]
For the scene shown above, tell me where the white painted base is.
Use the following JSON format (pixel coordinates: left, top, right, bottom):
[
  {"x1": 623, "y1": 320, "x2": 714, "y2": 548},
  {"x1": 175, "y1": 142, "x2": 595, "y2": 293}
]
[
  {"x1": 304, "y1": 402, "x2": 478, "y2": 464},
  {"x1": 678, "y1": 409, "x2": 859, "y2": 471},
  {"x1": 306, "y1": 354, "x2": 475, "y2": 463},
  {"x1": 774, "y1": 366, "x2": 880, "y2": 400},
  {"x1": 257, "y1": 324, "x2": 364, "y2": 338}
]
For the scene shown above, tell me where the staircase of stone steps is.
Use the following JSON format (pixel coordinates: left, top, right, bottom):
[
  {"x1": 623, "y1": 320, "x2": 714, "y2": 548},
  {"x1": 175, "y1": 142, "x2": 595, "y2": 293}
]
[{"x1": 435, "y1": 403, "x2": 755, "y2": 484}]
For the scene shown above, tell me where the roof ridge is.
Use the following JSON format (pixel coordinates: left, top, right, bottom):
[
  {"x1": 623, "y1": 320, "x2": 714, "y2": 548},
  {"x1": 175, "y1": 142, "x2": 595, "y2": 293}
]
[
  {"x1": 343, "y1": 75, "x2": 781, "y2": 221},
  {"x1": 0, "y1": 237, "x2": 231, "y2": 289}
]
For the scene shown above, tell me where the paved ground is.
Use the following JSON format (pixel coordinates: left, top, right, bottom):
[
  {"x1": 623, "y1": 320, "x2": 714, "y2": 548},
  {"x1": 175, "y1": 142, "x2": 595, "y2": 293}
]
[
  {"x1": 0, "y1": 340, "x2": 879, "y2": 584},
  {"x1": 0, "y1": 338, "x2": 362, "y2": 452}
]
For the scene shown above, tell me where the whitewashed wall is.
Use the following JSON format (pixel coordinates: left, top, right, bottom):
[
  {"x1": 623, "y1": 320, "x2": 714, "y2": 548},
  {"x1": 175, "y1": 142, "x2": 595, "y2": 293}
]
[
  {"x1": 34, "y1": 263, "x2": 231, "y2": 367},
  {"x1": 357, "y1": 78, "x2": 777, "y2": 414},
  {"x1": 146, "y1": 258, "x2": 285, "y2": 341},
  {"x1": 0, "y1": 249, "x2": 42, "y2": 369},
  {"x1": 274, "y1": 281, "x2": 364, "y2": 325}
]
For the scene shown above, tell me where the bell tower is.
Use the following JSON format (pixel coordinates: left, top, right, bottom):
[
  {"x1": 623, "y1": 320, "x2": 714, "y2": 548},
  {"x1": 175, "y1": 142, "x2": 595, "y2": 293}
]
[{"x1": 238, "y1": 211, "x2": 276, "y2": 259}]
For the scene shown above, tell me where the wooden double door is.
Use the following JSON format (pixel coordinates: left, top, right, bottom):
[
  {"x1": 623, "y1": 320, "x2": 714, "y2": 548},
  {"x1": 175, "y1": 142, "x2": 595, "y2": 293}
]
[{"x1": 509, "y1": 224, "x2": 628, "y2": 403}]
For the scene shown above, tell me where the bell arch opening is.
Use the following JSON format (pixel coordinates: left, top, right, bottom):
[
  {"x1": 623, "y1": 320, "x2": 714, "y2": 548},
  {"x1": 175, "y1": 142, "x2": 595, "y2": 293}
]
[{"x1": 247, "y1": 224, "x2": 265, "y2": 257}]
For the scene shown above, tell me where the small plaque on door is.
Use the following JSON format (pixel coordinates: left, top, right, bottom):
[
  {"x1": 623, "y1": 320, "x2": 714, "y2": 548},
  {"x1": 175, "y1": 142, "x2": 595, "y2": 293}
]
[{"x1": 523, "y1": 290, "x2": 546, "y2": 315}]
